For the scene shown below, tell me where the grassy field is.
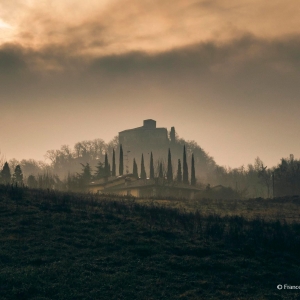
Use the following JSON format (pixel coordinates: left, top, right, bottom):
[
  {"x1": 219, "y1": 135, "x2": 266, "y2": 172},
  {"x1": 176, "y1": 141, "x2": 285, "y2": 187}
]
[
  {"x1": 137, "y1": 196, "x2": 300, "y2": 223},
  {"x1": 1, "y1": 185, "x2": 300, "y2": 299}
]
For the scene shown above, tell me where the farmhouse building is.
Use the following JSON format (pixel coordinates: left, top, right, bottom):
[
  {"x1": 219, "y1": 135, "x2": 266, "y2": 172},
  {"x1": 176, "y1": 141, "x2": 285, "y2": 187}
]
[{"x1": 88, "y1": 174, "x2": 201, "y2": 199}]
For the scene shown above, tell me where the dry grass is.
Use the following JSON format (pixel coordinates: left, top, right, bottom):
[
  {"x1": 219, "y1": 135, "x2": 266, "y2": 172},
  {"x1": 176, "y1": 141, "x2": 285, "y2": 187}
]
[
  {"x1": 136, "y1": 196, "x2": 300, "y2": 223},
  {"x1": 1, "y1": 185, "x2": 300, "y2": 299}
]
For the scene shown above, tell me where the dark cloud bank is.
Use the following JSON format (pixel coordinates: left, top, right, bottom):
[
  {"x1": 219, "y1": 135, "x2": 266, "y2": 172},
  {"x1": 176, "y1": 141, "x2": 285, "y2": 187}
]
[{"x1": 1, "y1": 34, "x2": 299, "y2": 106}]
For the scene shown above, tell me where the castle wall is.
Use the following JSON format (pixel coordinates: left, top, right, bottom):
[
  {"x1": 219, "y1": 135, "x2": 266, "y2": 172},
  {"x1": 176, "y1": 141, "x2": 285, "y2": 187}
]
[
  {"x1": 119, "y1": 127, "x2": 168, "y2": 151},
  {"x1": 118, "y1": 120, "x2": 173, "y2": 176}
]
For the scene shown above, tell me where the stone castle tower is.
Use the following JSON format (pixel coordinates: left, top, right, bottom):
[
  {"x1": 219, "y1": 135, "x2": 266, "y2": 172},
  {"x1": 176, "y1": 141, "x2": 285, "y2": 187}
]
[
  {"x1": 118, "y1": 120, "x2": 171, "y2": 172},
  {"x1": 119, "y1": 119, "x2": 169, "y2": 151}
]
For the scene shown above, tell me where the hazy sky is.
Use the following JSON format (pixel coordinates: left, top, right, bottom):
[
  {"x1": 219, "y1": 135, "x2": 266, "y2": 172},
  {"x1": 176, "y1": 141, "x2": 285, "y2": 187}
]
[{"x1": 0, "y1": 0, "x2": 300, "y2": 168}]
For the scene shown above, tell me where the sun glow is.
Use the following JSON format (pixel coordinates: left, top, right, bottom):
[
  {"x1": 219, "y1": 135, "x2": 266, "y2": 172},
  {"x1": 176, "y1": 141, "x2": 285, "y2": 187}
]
[
  {"x1": 0, "y1": 19, "x2": 12, "y2": 29},
  {"x1": 0, "y1": 19, "x2": 14, "y2": 44}
]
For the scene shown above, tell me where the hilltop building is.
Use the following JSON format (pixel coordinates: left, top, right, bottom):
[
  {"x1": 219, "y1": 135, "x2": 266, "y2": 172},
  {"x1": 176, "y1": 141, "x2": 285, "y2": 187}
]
[
  {"x1": 118, "y1": 119, "x2": 171, "y2": 171},
  {"x1": 87, "y1": 120, "x2": 201, "y2": 199},
  {"x1": 119, "y1": 119, "x2": 169, "y2": 150}
]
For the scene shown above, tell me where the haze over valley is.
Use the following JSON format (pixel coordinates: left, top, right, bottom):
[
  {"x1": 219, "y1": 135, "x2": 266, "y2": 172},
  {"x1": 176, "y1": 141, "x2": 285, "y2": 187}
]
[{"x1": 1, "y1": 0, "x2": 300, "y2": 169}]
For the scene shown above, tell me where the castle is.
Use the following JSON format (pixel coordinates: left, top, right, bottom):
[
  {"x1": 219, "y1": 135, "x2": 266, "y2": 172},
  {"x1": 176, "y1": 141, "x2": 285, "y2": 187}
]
[
  {"x1": 118, "y1": 119, "x2": 172, "y2": 172},
  {"x1": 88, "y1": 119, "x2": 201, "y2": 199},
  {"x1": 118, "y1": 119, "x2": 169, "y2": 152}
]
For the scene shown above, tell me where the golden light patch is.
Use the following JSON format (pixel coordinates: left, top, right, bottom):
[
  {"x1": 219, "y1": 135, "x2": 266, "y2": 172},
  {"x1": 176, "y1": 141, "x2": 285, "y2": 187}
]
[{"x1": 0, "y1": 19, "x2": 11, "y2": 29}]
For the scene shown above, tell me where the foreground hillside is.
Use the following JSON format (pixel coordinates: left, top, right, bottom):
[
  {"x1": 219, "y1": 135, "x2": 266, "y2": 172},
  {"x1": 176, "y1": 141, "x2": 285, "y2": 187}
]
[
  {"x1": 137, "y1": 196, "x2": 300, "y2": 222},
  {"x1": 1, "y1": 185, "x2": 300, "y2": 299}
]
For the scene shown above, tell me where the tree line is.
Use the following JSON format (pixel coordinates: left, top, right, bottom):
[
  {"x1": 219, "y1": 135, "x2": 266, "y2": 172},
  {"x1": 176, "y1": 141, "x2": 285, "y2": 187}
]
[
  {"x1": 125, "y1": 145, "x2": 196, "y2": 185},
  {"x1": 0, "y1": 144, "x2": 197, "y2": 192},
  {"x1": 1, "y1": 131, "x2": 300, "y2": 197}
]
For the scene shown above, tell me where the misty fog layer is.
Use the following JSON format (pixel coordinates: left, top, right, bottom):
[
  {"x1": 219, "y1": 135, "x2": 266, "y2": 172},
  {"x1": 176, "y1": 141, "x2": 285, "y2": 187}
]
[
  {"x1": 1, "y1": 34, "x2": 300, "y2": 168},
  {"x1": 1, "y1": 1, "x2": 300, "y2": 168}
]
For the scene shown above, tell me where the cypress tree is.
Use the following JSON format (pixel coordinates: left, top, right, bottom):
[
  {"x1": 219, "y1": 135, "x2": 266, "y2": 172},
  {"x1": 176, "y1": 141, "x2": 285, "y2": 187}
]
[
  {"x1": 27, "y1": 175, "x2": 38, "y2": 188},
  {"x1": 183, "y1": 145, "x2": 189, "y2": 184},
  {"x1": 112, "y1": 149, "x2": 116, "y2": 176},
  {"x1": 177, "y1": 159, "x2": 182, "y2": 182},
  {"x1": 140, "y1": 154, "x2": 146, "y2": 179},
  {"x1": 191, "y1": 154, "x2": 196, "y2": 186},
  {"x1": 119, "y1": 144, "x2": 124, "y2": 176},
  {"x1": 159, "y1": 162, "x2": 163, "y2": 178},
  {"x1": 95, "y1": 161, "x2": 105, "y2": 179},
  {"x1": 80, "y1": 163, "x2": 92, "y2": 186},
  {"x1": 1, "y1": 162, "x2": 11, "y2": 184},
  {"x1": 150, "y1": 152, "x2": 154, "y2": 179},
  {"x1": 67, "y1": 172, "x2": 72, "y2": 190},
  {"x1": 104, "y1": 153, "x2": 109, "y2": 177},
  {"x1": 133, "y1": 158, "x2": 138, "y2": 178},
  {"x1": 38, "y1": 174, "x2": 43, "y2": 189},
  {"x1": 43, "y1": 174, "x2": 47, "y2": 189},
  {"x1": 170, "y1": 127, "x2": 176, "y2": 144},
  {"x1": 13, "y1": 165, "x2": 23, "y2": 185},
  {"x1": 167, "y1": 148, "x2": 173, "y2": 182}
]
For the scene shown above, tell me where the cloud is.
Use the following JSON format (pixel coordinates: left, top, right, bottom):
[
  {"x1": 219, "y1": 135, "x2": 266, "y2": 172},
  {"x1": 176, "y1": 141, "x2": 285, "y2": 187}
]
[
  {"x1": 0, "y1": 33, "x2": 299, "y2": 109},
  {"x1": 1, "y1": 0, "x2": 299, "y2": 55},
  {"x1": 0, "y1": 44, "x2": 27, "y2": 74},
  {"x1": 87, "y1": 34, "x2": 300, "y2": 80},
  {"x1": 1, "y1": 33, "x2": 300, "y2": 79}
]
